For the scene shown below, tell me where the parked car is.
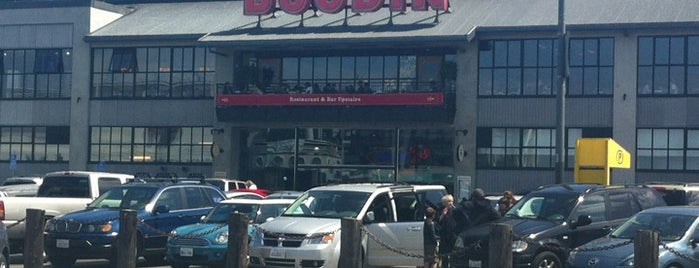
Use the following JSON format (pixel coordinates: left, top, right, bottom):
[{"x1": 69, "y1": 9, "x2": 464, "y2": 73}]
[
  {"x1": 264, "y1": 191, "x2": 303, "y2": 200},
  {"x1": 203, "y1": 178, "x2": 248, "y2": 192},
  {"x1": 1, "y1": 176, "x2": 42, "y2": 186},
  {"x1": 166, "y1": 198, "x2": 293, "y2": 268},
  {"x1": 1, "y1": 171, "x2": 132, "y2": 253},
  {"x1": 226, "y1": 191, "x2": 265, "y2": 200},
  {"x1": 645, "y1": 182, "x2": 699, "y2": 205},
  {"x1": 44, "y1": 180, "x2": 226, "y2": 267},
  {"x1": 453, "y1": 184, "x2": 667, "y2": 268},
  {"x1": 568, "y1": 206, "x2": 699, "y2": 268},
  {"x1": 248, "y1": 183, "x2": 446, "y2": 268},
  {"x1": 0, "y1": 183, "x2": 39, "y2": 197}
]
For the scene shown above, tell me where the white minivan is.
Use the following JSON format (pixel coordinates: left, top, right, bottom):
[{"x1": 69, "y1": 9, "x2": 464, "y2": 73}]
[{"x1": 248, "y1": 183, "x2": 446, "y2": 268}]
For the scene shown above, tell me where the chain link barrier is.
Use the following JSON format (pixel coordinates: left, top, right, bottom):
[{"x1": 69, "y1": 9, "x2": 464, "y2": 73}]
[
  {"x1": 5, "y1": 217, "x2": 26, "y2": 229},
  {"x1": 569, "y1": 239, "x2": 633, "y2": 252},
  {"x1": 138, "y1": 219, "x2": 228, "y2": 239},
  {"x1": 361, "y1": 226, "x2": 424, "y2": 259},
  {"x1": 661, "y1": 241, "x2": 699, "y2": 264},
  {"x1": 254, "y1": 225, "x2": 341, "y2": 240}
]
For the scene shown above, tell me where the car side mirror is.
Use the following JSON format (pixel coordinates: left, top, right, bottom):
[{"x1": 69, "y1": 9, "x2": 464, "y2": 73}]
[
  {"x1": 154, "y1": 204, "x2": 170, "y2": 214},
  {"x1": 691, "y1": 235, "x2": 699, "y2": 249},
  {"x1": 364, "y1": 211, "x2": 375, "y2": 224},
  {"x1": 570, "y1": 215, "x2": 592, "y2": 229}
]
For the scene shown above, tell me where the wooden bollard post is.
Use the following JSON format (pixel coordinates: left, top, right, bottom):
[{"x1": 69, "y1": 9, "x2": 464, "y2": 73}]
[
  {"x1": 24, "y1": 208, "x2": 45, "y2": 268},
  {"x1": 226, "y1": 213, "x2": 248, "y2": 268},
  {"x1": 489, "y1": 223, "x2": 513, "y2": 268},
  {"x1": 634, "y1": 229, "x2": 658, "y2": 268},
  {"x1": 338, "y1": 217, "x2": 361, "y2": 268},
  {"x1": 116, "y1": 209, "x2": 138, "y2": 268}
]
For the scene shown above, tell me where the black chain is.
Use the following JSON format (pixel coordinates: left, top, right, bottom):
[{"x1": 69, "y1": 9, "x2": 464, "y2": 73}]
[
  {"x1": 254, "y1": 225, "x2": 340, "y2": 240},
  {"x1": 570, "y1": 239, "x2": 633, "y2": 252},
  {"x1": 661, "y1": 241, "x2": 699, "y2": 263},
  {"x1": 172, "y1": 223, "x2": 228, "y2": 239},
  {"x1": 5, "y1": 217, "x2": 26, "y2": 229},
  {"x1": 361, "y1": 226, "x2": 423, "y2": 259},
  {"x1": 49, "y1": 215, "x2": 120, "y2": 226}
]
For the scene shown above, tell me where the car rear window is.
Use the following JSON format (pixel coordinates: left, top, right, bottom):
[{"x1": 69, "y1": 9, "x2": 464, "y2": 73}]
[{"x1": 37, "y1": 176, "x2": 90, "y2": 198}]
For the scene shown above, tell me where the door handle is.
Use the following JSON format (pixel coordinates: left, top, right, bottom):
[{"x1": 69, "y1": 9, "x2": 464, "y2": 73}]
[{"x1": 407, "y1": 226, "x2": 422, "y2": 232}]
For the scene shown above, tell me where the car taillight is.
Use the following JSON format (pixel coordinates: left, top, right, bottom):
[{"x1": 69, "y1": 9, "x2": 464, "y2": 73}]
[{"x1": 0, "y1": 201, "x2": 5, "y2": 220}]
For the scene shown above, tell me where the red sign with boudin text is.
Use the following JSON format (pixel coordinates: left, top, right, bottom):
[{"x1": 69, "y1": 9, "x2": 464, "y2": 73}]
[
  {"x1": 216, "y1": 93, "x2": 444, "y2": 106},
  {"x1": 244, "y1": 0, "x2": 449, "y2": 16}
]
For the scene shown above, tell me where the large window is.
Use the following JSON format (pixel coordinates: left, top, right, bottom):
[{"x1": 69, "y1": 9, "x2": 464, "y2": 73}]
[
  {"x1": 0, "y1": 126, "x2": 69, "y2": 162},
  {"x1": 638, "y1": 36, "x2": 699, "y2": 95},
  {"x1": 479, "y1": 38, "x2": 615, "y2": 97},
  {"x1": 223, "y1": 53, "x2": 456, "y2": 95},
  {"x1": 478, "y1": 39, "x2": 557, "y2": 96},
  {"x1": 637, "y1": 128, "x2": 687, "y2": 170},
  {"x1": 89, "y1": 127, "x2": 213, "y2": 163},
  {"x1": 477, "y1": 128, "x2": 555, "y2": 168},
  {"x1": 242, "y1": 128, "x2": 453, "y2": 190},
  {"x1": 92, "y1": 47, "x2": 215, "y2": 99},
  {"x1": 568, "y1": 38, "x2": 614, "y2": 95},
  {"x1": 1, "y1": 48, "x2": 72, "y2": 99}
]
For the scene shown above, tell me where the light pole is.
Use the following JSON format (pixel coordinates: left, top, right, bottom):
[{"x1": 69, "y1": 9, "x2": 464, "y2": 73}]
[{"x1": 555, "y1": 0, "x2": 568, "y2": 183}]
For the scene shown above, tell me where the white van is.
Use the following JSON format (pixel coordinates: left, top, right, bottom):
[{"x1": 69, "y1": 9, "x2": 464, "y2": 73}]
[{"x1": 248, "y1": 183, "x2": 446, "y2": 268}]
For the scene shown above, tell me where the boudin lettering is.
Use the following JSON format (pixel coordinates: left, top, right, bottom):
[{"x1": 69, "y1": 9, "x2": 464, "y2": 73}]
[
  {"x1": 244, "y1": 0, "x2": 448, "y2": 16},
  {"x1": 315, "y1": 0, "x2": 347, "y2": 13}
]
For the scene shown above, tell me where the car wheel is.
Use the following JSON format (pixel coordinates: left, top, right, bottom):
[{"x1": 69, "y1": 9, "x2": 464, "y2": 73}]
[
  {"x1": 49, "y1": 256, "x2": 77, "y2": 267},
  {"x1": 532, "y1": 251, "x2": 561, "y2": 268}
]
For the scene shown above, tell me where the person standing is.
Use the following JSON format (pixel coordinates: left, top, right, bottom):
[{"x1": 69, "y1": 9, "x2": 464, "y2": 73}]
[
  {"x1": 438, "y1": 194, "x2": 456, "y2": 268},
  {"x1": 423, "y1": 207, "x2": 440, "y2": 268},
  {"x1": 458, "y1": 188, "x2": 502, "y2": 268},
  {"x1": 245, "y1": 179, "x2": 257, "y2": 190}
]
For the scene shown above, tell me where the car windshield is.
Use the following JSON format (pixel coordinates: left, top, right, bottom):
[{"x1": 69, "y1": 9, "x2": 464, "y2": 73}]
[
  {"x1": 203, "y1": 203, "x2": 260, "y2": 223},
  {"x1": 504, "y1": 192, "x2": 578, "y2": 222},
  {"x1": 611, "y1": 213, "x2": 696, "y2": 241},
  {"x1": 282, "y1": 190, "x2": 371, "y2": 218},
  {"x1": 88, "y1": 187, "x2": 158, "y2": 210},
  {"x1": 256, "y1": 204, "x2": 289, "y2": 223}
]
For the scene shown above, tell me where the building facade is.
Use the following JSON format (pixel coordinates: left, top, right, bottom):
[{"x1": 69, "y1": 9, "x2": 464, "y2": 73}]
[{"x1": 2, "y1": 0, "x2": 699, "y2": 195}]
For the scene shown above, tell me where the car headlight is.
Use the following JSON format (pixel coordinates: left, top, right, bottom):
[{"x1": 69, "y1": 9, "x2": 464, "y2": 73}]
[
  {"x1": 45, "y1": 220, "x2": 56, "y2": 232},
  {"x1": 453, "y1": 236, "x2": 464, "y2": 248},
  {"x1": 307, "y1": 233, "x2": 334, "y2": 244},
  {"x1": 215, "y1": 231, "x2": 229, "y2": 244},
  {"x1": 512, "y1": 240, "x2": 528, "y2": 253},
  {"x1": 250, "y1": 228, "x2": 263, "y2": 244},
  {"x1": 83, "y1": 223, "x2": 112, "y2": 233}
]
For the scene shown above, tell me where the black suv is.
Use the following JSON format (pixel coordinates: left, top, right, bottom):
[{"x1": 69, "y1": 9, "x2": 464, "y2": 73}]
[
  {"x1": 45, "y1": 179, "x2": 226, "y2": 267},
  {"x1": 452, "y1": 184, "x2": 666, "y2": 268}
]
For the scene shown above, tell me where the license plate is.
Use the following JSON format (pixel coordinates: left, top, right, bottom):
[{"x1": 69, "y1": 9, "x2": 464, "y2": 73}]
[
  {"x1": 56, "y1": 239, "x2": 69, "y2": 249},
  {"x1": 180, "y1": 247, "x2": 193, "y2": 257},
  {"x1": 269, "y1": 248, "x2": 285, "y2": 258}
]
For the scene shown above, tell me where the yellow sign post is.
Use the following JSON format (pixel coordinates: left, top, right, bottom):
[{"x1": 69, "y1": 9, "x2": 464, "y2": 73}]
[{"x1": 574, "y1": 138, "x2": 631, "y2": 185}]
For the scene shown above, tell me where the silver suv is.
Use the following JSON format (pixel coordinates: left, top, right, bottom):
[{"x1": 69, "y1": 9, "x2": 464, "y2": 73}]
[{"x1": 248, "y1": 183, "x2": 446, "y2": 268}]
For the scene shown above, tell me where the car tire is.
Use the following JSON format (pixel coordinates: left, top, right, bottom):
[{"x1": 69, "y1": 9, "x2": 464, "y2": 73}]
[
  {"x1": 532, "y1": 251, "x2": 561, "y2": 268},
  {"x1": 49, "y1": 256, "x2": 77, "y2": 268}
]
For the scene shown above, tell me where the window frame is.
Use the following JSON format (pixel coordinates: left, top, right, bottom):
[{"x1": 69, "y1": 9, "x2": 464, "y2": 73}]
[{"x1": 637, "y1": 35, "x2": 699, "y2": 96}]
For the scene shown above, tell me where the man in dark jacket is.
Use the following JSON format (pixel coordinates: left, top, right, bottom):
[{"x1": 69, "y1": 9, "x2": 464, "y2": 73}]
[
  {"x1": 451, "y1": 188, "x2": 502, "y2": 268},
  {"x1": 459, "y1": 188, "x2": 501, "y2": 227}
]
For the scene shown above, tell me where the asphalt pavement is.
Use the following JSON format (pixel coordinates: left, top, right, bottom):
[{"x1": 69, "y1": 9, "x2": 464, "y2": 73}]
[{"x1": 8, "y1": 254, "x2": 206, "y2": 268}]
